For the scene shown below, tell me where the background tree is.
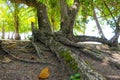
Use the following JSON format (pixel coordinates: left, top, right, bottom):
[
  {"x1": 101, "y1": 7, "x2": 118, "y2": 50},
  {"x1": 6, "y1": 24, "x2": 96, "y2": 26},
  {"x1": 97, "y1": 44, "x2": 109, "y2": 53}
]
[
  {"x1": 0, "y1": 0, "x2": 14, "y2": 39},
  {"x1": 0, "y1": 0, "x2": 36, "y2": 40}
]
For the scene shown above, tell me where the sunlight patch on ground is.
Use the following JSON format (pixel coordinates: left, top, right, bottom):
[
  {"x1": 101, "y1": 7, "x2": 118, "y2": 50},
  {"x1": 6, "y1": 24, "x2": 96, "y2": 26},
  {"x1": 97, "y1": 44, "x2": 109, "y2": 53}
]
[{"x1": 112, "y1": 53, "x2": 120, "y2": 60}]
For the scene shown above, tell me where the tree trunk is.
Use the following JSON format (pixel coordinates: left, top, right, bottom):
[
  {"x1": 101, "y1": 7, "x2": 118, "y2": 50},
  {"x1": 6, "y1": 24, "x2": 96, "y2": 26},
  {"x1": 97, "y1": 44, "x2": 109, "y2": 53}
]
[
  {"x1": 32, "y1": 29, "x2": 106, "y2": 80},
  {"x1": 9, "y1": 0, "x2": 110, "y2": 79},
  {"x1": 36, "y1": 3, "x2": 52, "y2": 33},
  {"x1": 14, "y1": 3, "x2": 21, "y2": 40},
  {"x1": 1, "y1": 26, "x2": 5, "y2": 39}
]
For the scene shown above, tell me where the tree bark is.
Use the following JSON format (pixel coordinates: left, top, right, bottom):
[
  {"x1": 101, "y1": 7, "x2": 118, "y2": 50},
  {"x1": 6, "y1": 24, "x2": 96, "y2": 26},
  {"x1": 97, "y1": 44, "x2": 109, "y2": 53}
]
[
  {"x1": 14, "y1": 3, "x2": 21, "y2": 40},
  {"x1": 32, "y1": 29, "x2": 106, "y2": 80},
  {"x1": 36, "y1": 3, "x2": 52, "y2": 33},
  {"x1": 60, "y1": 0, "x2": 70, "y2": 35},
  {"x1": 60, "y1": 0, "x2": 80, "y2": 37}
]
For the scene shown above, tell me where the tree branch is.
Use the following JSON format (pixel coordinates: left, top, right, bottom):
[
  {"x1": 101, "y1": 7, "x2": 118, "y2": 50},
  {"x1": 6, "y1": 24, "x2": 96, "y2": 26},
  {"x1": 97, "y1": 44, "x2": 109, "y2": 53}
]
[
  {"x1": 103, "y1": 1, "x2": 120, "y2": 45},
  {"x1": 93, "y1": 8, "x2": 106, "y2": 39},
  {"x1": 103, "y1": 0, "x2": 117, "y2": 26},
  {"x1": 60, "y1": 0, "x2": 80, "y2": 36},
  {"x1": 110, "y1": 24, "x2": 120, "y2": 45},
  {"x1": 68, "y1": 0, "x2": 80, "y2": 35},
  {"x1": 73, "y1": 35, "x2": 109, "y2": 44},
  {"x1": 10, "y1": 0, "x2": 38, "y2": 7},
  {"x1": 59, "y1": 0, "x2": 70, "y2": 34}
]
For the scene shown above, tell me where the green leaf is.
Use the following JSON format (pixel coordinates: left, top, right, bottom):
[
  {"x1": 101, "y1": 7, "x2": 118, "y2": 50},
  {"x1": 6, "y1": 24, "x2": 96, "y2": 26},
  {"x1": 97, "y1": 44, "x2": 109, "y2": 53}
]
[{"x1": 74, "y1": 73, "x2": 81, "y2": 78}]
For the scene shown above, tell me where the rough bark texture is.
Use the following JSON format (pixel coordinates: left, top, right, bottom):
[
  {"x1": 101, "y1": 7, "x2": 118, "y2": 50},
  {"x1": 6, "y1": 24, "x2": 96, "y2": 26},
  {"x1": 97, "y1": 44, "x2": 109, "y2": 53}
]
[
  {"x1": 32, "y1": 29, "x2": 107, "y2": 80},
  {"x1": 60, "y1": 0, "x2": 80, "y2": 37},
  {"x1": 71, "y1": 53, "x2": 106, "y2": 80},
  {"x1": 36, "y1": 4, "x2": 52, "y2": 32}
]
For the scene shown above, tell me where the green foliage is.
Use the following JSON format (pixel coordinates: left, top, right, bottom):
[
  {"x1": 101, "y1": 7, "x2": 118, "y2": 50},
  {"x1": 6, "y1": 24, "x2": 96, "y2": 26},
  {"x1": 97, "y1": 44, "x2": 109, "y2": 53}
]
[
  {"x1": 47, "y1": 0, "x2": 60, "y2": 31},
  {"x1": 19, "y1": 7, "x2": 37, "y2": 33},
  {"x1": 66, "y1": 0, "x2": 74, "y2": 6},
  {"x1": 0, "y1": 1, "x2": 36, "y2": 34},
  {"x1": 0, "y1": 1, "x2": 14, "y2": 32},
  {"x1": 74, "y1": 16, "x2": 86, "y2": 35},
  {"x1": 70, "y1": 72, "x2": 81, "y2": 80},
  {"x1": 0, "y1": 0, "x2": 120, "y2": 38}
]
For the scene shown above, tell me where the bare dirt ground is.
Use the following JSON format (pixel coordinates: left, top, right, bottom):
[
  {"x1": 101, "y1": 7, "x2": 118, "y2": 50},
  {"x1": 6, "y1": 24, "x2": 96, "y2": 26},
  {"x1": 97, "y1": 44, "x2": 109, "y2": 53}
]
[
  {"x1": 0, "y1": 40, "x2": 120, "y2": 80},
  {"x1": 0, "y1": 40, "x2": 73, "y2": 80},
  {"x1": 79, "y1": 44, "x2": 120, "y2": 80}
]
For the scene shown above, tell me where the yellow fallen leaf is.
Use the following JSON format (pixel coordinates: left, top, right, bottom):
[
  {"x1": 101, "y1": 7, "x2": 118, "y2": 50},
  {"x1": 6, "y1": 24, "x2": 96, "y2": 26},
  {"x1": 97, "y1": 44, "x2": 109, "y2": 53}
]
[{"x1": 38, "y1": 67, "x2": 50, "y2": 79}]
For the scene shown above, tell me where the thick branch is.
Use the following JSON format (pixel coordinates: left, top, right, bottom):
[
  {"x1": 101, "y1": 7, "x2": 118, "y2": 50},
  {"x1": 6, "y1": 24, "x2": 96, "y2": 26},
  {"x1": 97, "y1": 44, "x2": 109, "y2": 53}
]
[
  {"x1": 93, "y1": 8, "x2": 106, "y2": 39},
  {"x1": 60, "y1": 0, "x2": 80, "y2": 37},
  {"x1": 68, "y1": 0, "x2": 80, "y2": 35},
  {"x1": 73, "y1": 35, "x2": 109, "y2": 44},
  {"x1": 60, "y1": 0, "x2": 70, "y2": 34}
]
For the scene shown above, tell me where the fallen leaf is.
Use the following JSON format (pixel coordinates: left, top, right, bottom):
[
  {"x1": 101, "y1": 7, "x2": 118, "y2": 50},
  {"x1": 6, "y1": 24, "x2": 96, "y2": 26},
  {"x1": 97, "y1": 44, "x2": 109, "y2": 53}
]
[{"x1": 38, "y1": 67, "x2": 50, "y2": 79}]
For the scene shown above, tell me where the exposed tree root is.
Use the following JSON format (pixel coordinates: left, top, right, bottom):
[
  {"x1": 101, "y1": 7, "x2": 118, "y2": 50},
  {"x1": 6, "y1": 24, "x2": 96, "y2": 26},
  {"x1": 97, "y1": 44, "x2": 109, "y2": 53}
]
[
  {"x1": 31, "y1": 41, "x2": 43, "y2": 59},
  {"x1": 70, "y1": 52, "x2": 106, "y2": 80},
  {"x1": 2, "y1": 48, "x2": 55, "y2": 66}
]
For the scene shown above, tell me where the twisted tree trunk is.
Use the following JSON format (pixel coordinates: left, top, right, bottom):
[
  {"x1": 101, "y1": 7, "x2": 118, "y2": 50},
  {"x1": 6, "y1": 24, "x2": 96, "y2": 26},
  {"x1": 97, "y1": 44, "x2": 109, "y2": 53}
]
[{"x1": 9, "y1": 0, "x2": 108, "y2": 79}]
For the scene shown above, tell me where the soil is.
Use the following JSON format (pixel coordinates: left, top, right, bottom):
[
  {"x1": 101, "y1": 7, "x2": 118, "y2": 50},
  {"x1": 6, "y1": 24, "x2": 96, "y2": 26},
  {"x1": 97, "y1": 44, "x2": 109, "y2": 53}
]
[{"x1": 0, "y1": 40, "x2": 120, "y2": 80}]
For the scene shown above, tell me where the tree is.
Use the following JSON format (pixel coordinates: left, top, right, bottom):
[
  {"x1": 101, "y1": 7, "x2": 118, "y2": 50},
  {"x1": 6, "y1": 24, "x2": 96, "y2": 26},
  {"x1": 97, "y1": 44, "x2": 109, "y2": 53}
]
[
  {"x1": 0, "y1": 0, "x2": 14, "y2": 39},
  {"x1": 2, "y1": 0, "x2": 119, "y2": 79},
  {"x1": 2, "y1": 0, "x2": 36, "y2": 40},
  {"x1": 7, "y1": 1, "x2": 22, "y2": 40}
]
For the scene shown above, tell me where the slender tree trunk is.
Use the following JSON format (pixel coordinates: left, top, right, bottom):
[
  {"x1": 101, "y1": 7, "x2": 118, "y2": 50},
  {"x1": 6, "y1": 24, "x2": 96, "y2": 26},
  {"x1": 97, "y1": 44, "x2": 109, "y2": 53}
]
[
  {"x1": 51, "y1": 16, "x2": 55, "y2": 32},
  {"x1": 2, "y1": 26, "x2": 5, "y2": 39},
  {"x1": 93, "y1": 9, "x2": 106, "y2": 39},
  {"x1": 14, "y1": 3, "x2": 21, "y2": 40}
]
